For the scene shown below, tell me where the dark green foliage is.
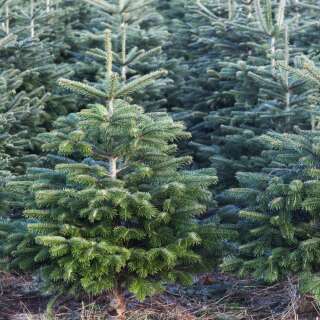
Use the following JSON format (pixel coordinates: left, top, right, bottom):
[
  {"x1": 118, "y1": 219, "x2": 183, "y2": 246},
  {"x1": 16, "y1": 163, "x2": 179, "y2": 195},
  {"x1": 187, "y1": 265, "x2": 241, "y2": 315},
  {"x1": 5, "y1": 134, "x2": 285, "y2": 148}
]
[
  {"x1": 71, "y1": 0, "x2": 173, "y2": 112},
  {"x1": 0, "y1": 1, "x2": 88, "y2": 219},
  {"x1": 1, "y1": 30, "x2": 232, "y2": 306},
  {"x1": 178, "y1": 0, "x2": 275, "y2": 186},
  {"x1": 3, "y1": 0, "x2": 320, "y2": 308},
  {"x1": 219, "y1": 50, "x2": 320, "y2": 298},
  {"x1": 222, "y1": 129, "x2": 320, "y2": 289},
  {"x1": 182, "y1": 0, "x2": 320, "y2": 190},
  {"x1": 1, "y1": 0, "x2": 81, "y2": 124}
]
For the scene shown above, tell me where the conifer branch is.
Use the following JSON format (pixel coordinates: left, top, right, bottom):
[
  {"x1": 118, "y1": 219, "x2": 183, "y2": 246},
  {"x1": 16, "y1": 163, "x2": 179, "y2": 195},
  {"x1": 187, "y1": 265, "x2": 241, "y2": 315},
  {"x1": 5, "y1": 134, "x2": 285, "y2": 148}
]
[
  {"x1": 58, "y1": 78, "x2": 107, "y2": 99},
  {"x1": 116, "y1": 69, "x2": 168, "y2": 97},
  {"x1": 104, "y1": 29, "x2": 113, "y2": 78},
  {"x1": 254, "y1": 0, "x2": 271, "y2": 35},
  {"x1": 84, "y1": 0, "x2": 118, "y2": 13}
]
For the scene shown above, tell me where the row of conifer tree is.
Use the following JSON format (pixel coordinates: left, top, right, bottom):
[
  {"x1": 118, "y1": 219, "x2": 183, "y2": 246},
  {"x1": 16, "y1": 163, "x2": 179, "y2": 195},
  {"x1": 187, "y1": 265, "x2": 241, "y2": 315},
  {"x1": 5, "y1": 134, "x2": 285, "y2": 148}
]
[{"x1": 1, "y1": 0, "x2": 320, "y2": 318}]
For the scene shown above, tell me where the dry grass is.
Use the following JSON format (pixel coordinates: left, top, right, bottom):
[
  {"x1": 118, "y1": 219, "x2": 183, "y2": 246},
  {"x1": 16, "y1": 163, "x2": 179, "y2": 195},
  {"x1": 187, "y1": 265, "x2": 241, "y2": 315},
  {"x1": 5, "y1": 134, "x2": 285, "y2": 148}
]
[
  {"x1": 1, "y1": 273, "x2": 320, "y2": 320},
  {"x1": 0, "y1": 272, "x2": 48, "y2": 319}
]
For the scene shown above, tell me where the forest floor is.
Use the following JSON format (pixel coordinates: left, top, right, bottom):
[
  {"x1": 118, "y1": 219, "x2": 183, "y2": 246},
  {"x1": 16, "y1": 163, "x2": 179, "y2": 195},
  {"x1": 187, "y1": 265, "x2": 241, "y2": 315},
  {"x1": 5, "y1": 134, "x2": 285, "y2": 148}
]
[{"x1": 0, "y1": 272, "x2": 319, "y2": 320}]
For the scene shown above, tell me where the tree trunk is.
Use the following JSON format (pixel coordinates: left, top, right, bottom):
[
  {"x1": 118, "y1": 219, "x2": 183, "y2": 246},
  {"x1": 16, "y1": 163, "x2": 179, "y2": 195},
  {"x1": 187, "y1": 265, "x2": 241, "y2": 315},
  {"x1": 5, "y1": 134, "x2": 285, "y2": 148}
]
[
  {"x1": 109, "y1": 288, "x2": 126, "y2": 320},
  {"x1": 46, "y1": 0, "x2": 51, "y2": 13},
  {"x1": 270, "y1": 36, "x2": 276, "y2": 74},
  {"x1": 30, "y1": 0, "x2": 35, "y2": 38},
  {"x1": 4, "y1": 3, "x2": 9, "y2": 34}
]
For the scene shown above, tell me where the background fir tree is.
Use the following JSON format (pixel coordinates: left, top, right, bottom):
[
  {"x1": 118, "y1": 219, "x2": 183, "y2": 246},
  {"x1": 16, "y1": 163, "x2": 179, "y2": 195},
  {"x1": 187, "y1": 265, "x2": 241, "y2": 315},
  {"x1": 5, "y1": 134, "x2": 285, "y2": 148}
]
[
  {"x1": 0, "y1": 0, "x2": 86, "y2": 132},
  {"x1": 0, "y1": 0, "x2": 92, "y2": 220},
  {"x1": 0, "y1": 4, "x2": 51, "y2": 217},
  {"x1": 180, "y1": 0, "x2": 320, "y2": 190},
  {"x1": 184, "y1": 0, "x2": 288, "y2": 188},
  {"x1": 221, "y1": 129, "x2": 320, "y2": 294},
  {"x1": 221, "y1": 52, "x2": 320, "y2": 298},
  {"x1": 70, "y1": 0, "x2": 173, "y2": 112},
  {"x1": 156, "y1": 0, "x2": 194, "y2": 113},
  {"x1": 175, "y1": 0, "x2": 320, "y2": 284}
]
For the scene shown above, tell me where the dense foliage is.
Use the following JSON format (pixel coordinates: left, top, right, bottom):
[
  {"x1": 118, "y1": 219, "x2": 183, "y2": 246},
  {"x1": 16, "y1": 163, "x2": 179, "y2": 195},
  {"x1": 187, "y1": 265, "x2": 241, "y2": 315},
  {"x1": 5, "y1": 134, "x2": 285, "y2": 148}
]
[{"x1": 2, "y1": 0, "x2": 320, "y2": 318}]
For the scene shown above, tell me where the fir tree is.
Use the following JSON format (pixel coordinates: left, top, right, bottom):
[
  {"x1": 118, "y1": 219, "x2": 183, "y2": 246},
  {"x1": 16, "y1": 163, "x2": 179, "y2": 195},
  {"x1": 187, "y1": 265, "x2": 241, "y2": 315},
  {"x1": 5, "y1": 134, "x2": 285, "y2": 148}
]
[
  {"x1": 72, "y1": 0, "x2": 172, "y2": 112},
  {"x1": 184, "y1": 0, "x2": 319, "y2": 190},
  {"x1": 179, "y1": 0, "x2": 271, "y2": 186},
  {"x1": 221, "y1": 57, "x2": 320, "y2": 299},
  {"x1": 0, "y1": 9, "x2": 52, "y2": 217},
  {"x1": 1, "y1": 0, "x2": 89, "y2": 125},
  {"x1": 0, "y1": 0, "x2": 87, "y2": 218},
  {"x1": 222, "y1": 129, "x2": 320, "y2": 291},
  {"x1": 2, "y1": 30, "x2": 229, "y2": 319},
  {"x1": 157, "y1": 0, "x2": 193, "y2": 113}
]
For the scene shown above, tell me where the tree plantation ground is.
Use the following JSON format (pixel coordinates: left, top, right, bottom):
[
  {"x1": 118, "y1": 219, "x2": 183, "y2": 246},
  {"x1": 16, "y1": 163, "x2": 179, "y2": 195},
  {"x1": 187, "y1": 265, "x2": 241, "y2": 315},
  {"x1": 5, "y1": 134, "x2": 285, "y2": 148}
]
[
  {"x1": 2, "y1": 0, "x2": 320, "y2": 319},
  {"x1": 2, "y1": 272, "x2": 320, "y2": 319}
]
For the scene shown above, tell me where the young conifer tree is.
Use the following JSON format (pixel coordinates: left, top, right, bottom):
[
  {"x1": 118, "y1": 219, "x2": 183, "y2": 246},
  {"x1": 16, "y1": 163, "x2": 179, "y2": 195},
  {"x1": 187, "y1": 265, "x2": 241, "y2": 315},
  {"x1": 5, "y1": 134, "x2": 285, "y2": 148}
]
[
  {"x1": 185, "y1": 0, "x2": 320, "y2": 191},
  {"x1": 2, "y1": 0, "x2": 88, "y2": 125},
  {"x1": 0, "y1": 0, "x2": 87, "y2": 219},
  {"x1": 2, "y1": 30, "x2": 228, "y2": 319},
  {"x1": 221, "y1": 57, "x2": 320, "y2": 298},
  {"x1": 187, "y1": 0, "x2": 288, "y2": 188},
  {"x1": 156, "y1": 0, "x2": 193, "y2": 112},
  {"x1": 74, "y1": 0, "x2": 171, "y2": 111},
  {"x1": 0, "y1": 6, "x2": 53, "y2": 217}
]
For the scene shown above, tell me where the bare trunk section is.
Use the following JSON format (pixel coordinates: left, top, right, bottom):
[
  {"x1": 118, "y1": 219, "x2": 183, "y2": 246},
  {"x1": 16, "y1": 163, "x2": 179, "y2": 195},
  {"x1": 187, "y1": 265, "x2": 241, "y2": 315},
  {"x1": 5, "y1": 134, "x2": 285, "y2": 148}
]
[
  {"x1": 4, "y1": 3, "x2": 9, "y2": 34},
  {"x1": 311, "y1": 114, "x2": 316, "y2": 132},
  {"x1": 109, "y1": 98, "x2": 114, "y2": 116},
  {"x1": 110, "y1": 157, "x2": 117, "y2": 180},
  {"x1": 247, "y1": 2, "x2": 253, "y2": 19},
  {"x1": 121, "y1": 22, "x2": 127, "y2": 81},
  {"x1": 109, "y1": 288, "x2": 126, "y2": 320},
  {"x1": 30, "y1": 0, "x2": 35, "y2": 38},
  {"x1": 283, "y1": 25, "x2": 291, "y2": 131},
  {"x1": 46, "y1": 0, "x2": 51, "y2": 13},
  {"x1": 108, "y1": 98, "x2": 117, "y2": 180},
  {"x1": 227, "y1": 0, "x2": 234, "y2": 20},
  {"x1": 121, "y1": 65, "x2": 127, "y2": 82},
  {"x1": 271, "y1": 36, "x2": 276, "y2": 74}
]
